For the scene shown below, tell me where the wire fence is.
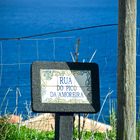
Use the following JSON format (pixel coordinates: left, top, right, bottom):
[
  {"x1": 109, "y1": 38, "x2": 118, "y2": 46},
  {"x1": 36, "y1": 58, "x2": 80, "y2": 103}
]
[{"x1": 0, "y1": 26, "x2": 140, "y2": 137}]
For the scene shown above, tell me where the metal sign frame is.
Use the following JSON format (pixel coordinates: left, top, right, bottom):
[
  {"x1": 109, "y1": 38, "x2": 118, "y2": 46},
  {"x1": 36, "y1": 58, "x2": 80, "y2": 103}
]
[{"x1": 31, "y1": 62, "x2": 100, "y2": 113}]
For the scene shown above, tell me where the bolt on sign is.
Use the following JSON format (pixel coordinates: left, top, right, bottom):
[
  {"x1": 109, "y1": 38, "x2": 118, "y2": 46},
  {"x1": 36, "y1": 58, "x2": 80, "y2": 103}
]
[{"x1": 31, "y1": 62, "x2": 100, "y2": 113}]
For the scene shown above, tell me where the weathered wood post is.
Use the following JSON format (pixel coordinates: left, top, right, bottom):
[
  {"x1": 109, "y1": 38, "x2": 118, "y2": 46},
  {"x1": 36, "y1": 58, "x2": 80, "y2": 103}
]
[{"x1": 117, "y1": 0, "x2": 136, "y2": 139}]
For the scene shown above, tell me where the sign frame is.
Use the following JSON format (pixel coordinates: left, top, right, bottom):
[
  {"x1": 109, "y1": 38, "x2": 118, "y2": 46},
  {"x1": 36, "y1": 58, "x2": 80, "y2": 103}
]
[{"x1": 31, "y1": 62, "x2": 100, "y2": 113}]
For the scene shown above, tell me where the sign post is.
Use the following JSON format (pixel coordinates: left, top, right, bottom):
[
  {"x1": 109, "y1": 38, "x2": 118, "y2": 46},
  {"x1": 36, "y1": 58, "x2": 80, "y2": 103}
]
[
  {"x1": 55, "y1": 113, "x2": 74, "y2": 140},
  {"x1": 31, "y1": 62, "x2": 100, "y2": 140}
]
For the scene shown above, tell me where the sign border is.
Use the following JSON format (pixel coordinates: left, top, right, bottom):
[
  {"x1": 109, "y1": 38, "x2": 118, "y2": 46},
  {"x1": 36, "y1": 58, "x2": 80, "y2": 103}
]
[{"x1": 31, "y1": 62, "x2": 100, "y2": 113}]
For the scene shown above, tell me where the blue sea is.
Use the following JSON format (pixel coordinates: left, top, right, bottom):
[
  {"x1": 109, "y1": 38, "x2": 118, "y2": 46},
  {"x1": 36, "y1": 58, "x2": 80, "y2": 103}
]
[{"x1": 0, "y1": 0, "x2": 140, "y2": 122}]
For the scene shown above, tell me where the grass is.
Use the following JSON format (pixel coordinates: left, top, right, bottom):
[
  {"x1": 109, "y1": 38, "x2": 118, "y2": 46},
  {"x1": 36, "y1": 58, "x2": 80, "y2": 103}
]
[
  {"x1": 0, "y1": 122, "x2": 139, "y2": 140},
  {"x1": 0, "y1": 121, "x2": 54, "y2": 140},
  {"x1": 0, "y1": 122, "x2": 115, "y2": 140},
  {"x1": 137, "y1": 121, "x2": 140, "y2": 140},
  {"x1": 0, "y1": 111, "x2": 116, "y2": 140},
  {"x1": 74, "y1": 129, "x2": 115, "y2": 140}
]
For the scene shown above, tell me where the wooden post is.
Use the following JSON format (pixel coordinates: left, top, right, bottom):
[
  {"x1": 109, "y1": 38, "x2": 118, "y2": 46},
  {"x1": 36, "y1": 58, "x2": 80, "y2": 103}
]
[
  {"x1": 117, "y1": 0, "x2": 136, "y2": 139},
  {"x1": 55, "y1": 113, "x2": 74, "y2": 140}
]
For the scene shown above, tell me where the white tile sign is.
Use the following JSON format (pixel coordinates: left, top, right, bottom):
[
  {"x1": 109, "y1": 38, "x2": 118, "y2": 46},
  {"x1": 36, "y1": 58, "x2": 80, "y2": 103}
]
[{"x1": 40, "y1": 69, "x2": 91, "y2": 104}]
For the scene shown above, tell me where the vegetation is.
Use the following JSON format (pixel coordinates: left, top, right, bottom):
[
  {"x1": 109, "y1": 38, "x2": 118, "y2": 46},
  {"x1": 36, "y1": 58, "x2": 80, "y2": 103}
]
[
  {"x1": 137, "y1": 121, "x2": 140, "y2": 140},
  {"x1": 74, "y1": 129, "x2": 115, "y2": 140},
  {"x1": 0, "y1": 109, "x2": 140, "y2": 140},
  {"x1": 0, "y1": 122, "x2": 116, "y2": 140},
  {"x1": 0, "y1": 112, "x2": 116, "y2": 140},
  {"x1": 0, "y1": 121, "x2": 54, "y2": 140}
]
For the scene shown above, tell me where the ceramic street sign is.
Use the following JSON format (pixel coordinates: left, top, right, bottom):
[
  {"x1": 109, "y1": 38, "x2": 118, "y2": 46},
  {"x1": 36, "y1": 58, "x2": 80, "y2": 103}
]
[
  {"x1": 31, "y1": 62, "x2": 100, "y2": 113},
  {"x1": 41, "y1": 69, "x2": 91, "y2": 104}
]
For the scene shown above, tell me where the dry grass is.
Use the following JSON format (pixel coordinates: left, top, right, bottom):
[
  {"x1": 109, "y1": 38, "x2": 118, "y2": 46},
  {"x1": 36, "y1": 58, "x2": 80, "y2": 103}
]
[{"x1": 20, "y1": 113, "x2": 112, "y2": 133}]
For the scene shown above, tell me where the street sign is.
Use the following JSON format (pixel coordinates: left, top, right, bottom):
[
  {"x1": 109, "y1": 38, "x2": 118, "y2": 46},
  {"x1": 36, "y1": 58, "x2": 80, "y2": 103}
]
[{"x1": 31, "y1": 62, "x2": 100, "y2": 113}]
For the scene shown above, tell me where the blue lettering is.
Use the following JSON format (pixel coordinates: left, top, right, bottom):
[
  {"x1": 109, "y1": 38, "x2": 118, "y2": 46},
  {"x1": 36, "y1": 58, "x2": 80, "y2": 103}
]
[
  {"x1": 59, "y1": 76, "x2": 73, "y2": 85},
  {"x1": 69, "y1": 77, "x2": 72, "y2": 84},
  {"x1": 66, "y1": 85, "x2": 77, "y2": 91},
  {"x1": 59, "y1": 77, "x2": 64, "y2": 84},
  {"x1": 58, "y1": 92, "x2": 83, "y2": 98},
  {"x1": 50, "y1": 92, "x2": 56, "y2": 97},
  {"x1": 57, "y1": 85, "x2": 64, "y2": 91}
]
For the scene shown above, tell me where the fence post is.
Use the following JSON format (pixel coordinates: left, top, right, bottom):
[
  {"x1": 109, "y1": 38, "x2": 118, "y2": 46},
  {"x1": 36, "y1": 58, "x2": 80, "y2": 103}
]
[{"x1": 117, "y1": 0, "x2": 136, "y2": 139}]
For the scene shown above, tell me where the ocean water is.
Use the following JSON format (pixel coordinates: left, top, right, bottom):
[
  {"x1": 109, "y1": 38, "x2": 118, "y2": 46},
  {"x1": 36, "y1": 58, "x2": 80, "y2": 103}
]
[{"x1": 0, "y1": 1, "x2": 139, "y2": 122}]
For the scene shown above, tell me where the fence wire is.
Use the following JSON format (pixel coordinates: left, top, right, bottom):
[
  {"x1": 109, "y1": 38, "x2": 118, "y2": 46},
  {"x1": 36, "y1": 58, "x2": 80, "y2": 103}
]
[{"x1": 0, "y1": 27, "x2": 140, "y2": 137}]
